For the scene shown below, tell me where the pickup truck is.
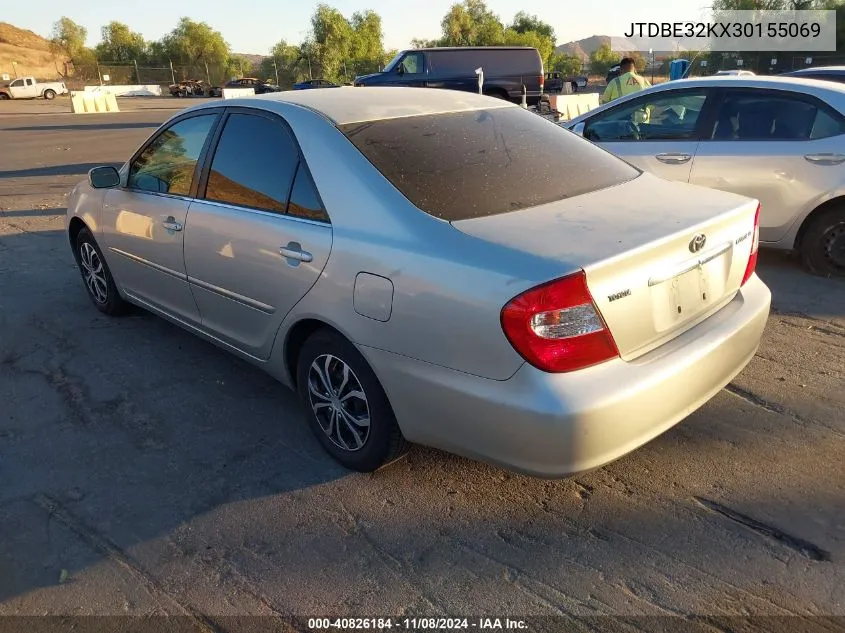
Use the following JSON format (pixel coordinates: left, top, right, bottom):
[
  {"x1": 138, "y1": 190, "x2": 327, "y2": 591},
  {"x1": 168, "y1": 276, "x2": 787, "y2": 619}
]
[{"x1": 0, "y1": 77, "x2": 69, "y2": 100}]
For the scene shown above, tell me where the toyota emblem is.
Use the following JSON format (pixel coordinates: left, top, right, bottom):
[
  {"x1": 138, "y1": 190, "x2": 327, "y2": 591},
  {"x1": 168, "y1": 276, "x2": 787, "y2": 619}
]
[{"x1": 689, "y1": 233, "x2": 707, "y2": 253}]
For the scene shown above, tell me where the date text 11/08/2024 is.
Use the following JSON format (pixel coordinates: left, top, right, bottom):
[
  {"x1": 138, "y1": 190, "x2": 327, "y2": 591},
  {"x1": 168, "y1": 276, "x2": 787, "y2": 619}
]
[{"x1": 308, "y1": 618, "x2": 529, "y2": 630}]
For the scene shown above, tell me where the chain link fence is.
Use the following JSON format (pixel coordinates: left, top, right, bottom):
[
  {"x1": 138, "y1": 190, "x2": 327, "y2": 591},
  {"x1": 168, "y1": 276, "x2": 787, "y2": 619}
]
[
  {"x1": 62, "y1": 57, "x2": 383, "y2": 91},
  {"x1": 658, "y1": 51, "x2": 845, "y2": 78}
]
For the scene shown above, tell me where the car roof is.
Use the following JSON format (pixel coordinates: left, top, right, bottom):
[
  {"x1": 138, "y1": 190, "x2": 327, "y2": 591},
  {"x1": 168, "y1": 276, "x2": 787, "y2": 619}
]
[
  {"x1": 410, "y1": 46, "x2": 536, "y2": 52},
  {"x1": 218, "y1": 86, "x2": 515, "y2": 125},
  {"x1": 785, "y1": 66, "x2": 845, "y2": 73},
  {"x1": 655, "y1": 74, "x2": 845, "y2": 93}
]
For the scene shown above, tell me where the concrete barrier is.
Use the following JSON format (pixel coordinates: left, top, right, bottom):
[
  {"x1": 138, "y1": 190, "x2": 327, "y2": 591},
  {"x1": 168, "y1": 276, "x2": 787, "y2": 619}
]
[
  {"x1": 222, "y1": 87, "x2": 255, "y2": 99},
  {"x1": 70, "y1": 91, "x2": 120, "y2": 114},
  {"x1": 83, "y1": 85, "x2": 163, "y2": 97},
  {"x1": 548, "y1": 93, "x2": 600, "y2": 121}
]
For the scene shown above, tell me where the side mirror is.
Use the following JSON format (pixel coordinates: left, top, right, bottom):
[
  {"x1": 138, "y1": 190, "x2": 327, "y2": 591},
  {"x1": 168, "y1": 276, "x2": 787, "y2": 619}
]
[
  {"x1": 397, "y1": 63, "x2": 405, "y2": 76},
  {"x1": 89, "y1": 165, "x2": 121, "y2": 189},
  {"x1": 571, "y1": 122, "x2": 585, "y2": 136}
]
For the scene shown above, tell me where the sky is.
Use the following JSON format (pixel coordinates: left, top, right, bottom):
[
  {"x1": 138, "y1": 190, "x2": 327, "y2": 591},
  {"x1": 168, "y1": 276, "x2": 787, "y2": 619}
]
[{"x1": 5, "y1": 0, "x2": 713, "y2": 55}]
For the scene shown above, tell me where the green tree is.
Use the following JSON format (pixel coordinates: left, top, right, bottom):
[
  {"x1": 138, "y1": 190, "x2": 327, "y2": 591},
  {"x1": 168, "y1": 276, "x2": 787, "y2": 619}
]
[
  {"x1": 50, "y1": 17, "x2": 88, "y2": 59},
  {"x1": 440, "y1": 0, "x2": 504, "y2": 46},
  {"x1": 349, "y1": 10, "x2": 384, "y2": 75},
  {"x1": 160, "y1": 17, "x2": 230, "y2": 70},
  {"x1": 589, "y1": 43, "x2": 620, "y2": 76},
  {"x1": 260, "y1": 40, "x2": 305, "y2": 87},
  {"x1": 548, "y1": 52, "x2": 583, "y2": 76},
  {"x1": 304, "y1": 5, "x2": 387, "y2": 82},
  {"x1": 410, "y1": 38, "x2": 441, "y2": 47},
  {"x1": 95, "y1": 22, "x2": 147, "y2": 62},
  {"x1": 501, "y1": 28, "x2": 553, "y2": 65},
  {"x1": 509, "y1": 11, "x2": 555, "y2": 44},
  {"x1": 226, "y1": 54, "x2": 255, "y2": 79},
  {"x1": 310, "y1": 4, "x2": 355, "y2": 82}
]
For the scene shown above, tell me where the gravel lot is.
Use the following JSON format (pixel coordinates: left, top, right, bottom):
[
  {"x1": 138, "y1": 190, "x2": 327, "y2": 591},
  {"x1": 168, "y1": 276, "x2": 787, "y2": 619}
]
[{"x1": 1, "y1": 97, "x2": 843, "y2": 629}]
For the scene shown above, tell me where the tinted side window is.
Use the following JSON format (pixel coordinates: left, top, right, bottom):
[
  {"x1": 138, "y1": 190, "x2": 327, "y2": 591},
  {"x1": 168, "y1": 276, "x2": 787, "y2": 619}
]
[
  {"x1": 585, "y1": 90, "x2": 708, "y2": 141},
  {"x1": 10, "y1": 79, "x2": 23, "y2": 87},
  {"x1": 204, "y1": 113, "x2": 299, "y2": 213},
  {"x1": 341, "y1": 107, "x2": 639, "y2": 221},
  {"x1": 710, "y1": 92, "x2": 824, "y2": 141},
  {"x1": 400, "y1": 52, "x2": 425, "y2": 74},
  {"x1": 810, "y1": 108, "x2": 845, "y2": 139},
  {"x1": 288, "y1": 164, "x2": 329, "y2": 222},
  {"x1": 128, "y1": 114, "x2": 217, "y2": 196}
]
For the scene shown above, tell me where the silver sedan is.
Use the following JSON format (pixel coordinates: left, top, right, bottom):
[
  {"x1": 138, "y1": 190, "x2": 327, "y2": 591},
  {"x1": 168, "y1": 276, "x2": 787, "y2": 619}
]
[
  {"x1": 565, "y1": 75, "x2": 845, "y2": 277},
  {"x1": 66, "y1": 87, "x2": 771, "y2": 477}
]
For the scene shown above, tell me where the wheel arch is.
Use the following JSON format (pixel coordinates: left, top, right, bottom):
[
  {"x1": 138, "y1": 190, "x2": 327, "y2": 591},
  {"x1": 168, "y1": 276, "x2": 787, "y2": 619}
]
[
  {"x1": 67, "y1": 216, "x2": 90, "y2": 252},
  {"x1": 282, "y1": 318, "x2": 346, "y2": 388},
  {"x1": 794, "y1": 194, "x2": 845, "y2": 251}
]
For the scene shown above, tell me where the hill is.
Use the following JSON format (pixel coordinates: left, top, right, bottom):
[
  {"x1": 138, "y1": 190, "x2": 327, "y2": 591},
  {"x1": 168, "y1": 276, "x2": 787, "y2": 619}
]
[
  {"x1": 0, "y1": 22, "x2": 65, "y2": 80},
  {"x1": 555, "y1": 34, "x2": 686, "y2": 62}
]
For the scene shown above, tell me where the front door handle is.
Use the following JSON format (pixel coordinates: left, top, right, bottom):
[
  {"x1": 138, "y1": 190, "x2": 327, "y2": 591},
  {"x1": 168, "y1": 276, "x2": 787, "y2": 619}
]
[
  {"x1": 279, "y1": 242, "x2": 313, "y2": 263},
  {"x1": 162, "y1": 216, "x2": 183, "y2": 231},
  {"x1": 804, "y1": 153, "x2": 845, "y2": 165},
  {"x1": 655, "y1": 152, "x2": 692, "y2": 164}
]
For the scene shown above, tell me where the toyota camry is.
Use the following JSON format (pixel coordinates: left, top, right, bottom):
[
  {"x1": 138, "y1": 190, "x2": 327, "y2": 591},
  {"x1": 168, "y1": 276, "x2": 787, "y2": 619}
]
[{"x1": 66, "y1": 87, "x2": 771, "y2": 477}]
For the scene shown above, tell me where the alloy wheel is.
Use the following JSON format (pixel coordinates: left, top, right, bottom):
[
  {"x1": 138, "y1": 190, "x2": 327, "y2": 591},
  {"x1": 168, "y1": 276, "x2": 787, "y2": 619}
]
[
  {"x1": 307, "y1": 354, "x2": 371, "y2": 452},
  {"x1": 79, "y1": 242, "x2": 108, "y2": 304}
]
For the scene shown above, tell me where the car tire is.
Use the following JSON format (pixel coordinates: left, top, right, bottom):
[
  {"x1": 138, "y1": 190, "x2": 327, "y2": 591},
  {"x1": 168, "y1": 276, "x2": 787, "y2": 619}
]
[
  {"x1": 43, "y1": 89, "x2": 56, "y2": 100},
  {"x1": 0, "y1": 93, "x2": 9, "y2": 100},
  {"x1": 800, "y1": 208, "x2": 845, "y2": 278},
  {"x1": 296, "y1": 329, "x2": 408, "y2": 472},
  {"x1": 74, "y1": 227, "x2": 127, "y2": 315}
]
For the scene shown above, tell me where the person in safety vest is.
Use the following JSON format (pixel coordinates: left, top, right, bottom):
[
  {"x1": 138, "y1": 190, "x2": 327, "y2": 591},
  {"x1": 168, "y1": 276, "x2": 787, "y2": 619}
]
[
  {"x1": 602, "y1": 57, "x2": 650, "y2": 104},
  {"x1": 602, "y1": 56, "x2": 652, "y2": 124}
]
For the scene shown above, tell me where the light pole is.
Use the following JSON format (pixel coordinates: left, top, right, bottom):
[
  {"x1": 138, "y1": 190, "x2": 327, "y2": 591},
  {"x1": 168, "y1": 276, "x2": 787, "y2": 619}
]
[{"x1": 649, "y1": 48, "x2": 654, "y2": 82}]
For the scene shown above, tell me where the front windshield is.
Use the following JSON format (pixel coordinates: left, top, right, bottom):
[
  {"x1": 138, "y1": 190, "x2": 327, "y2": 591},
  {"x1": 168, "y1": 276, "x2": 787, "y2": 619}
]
[{"x1": 383, "y1": 51, "x2": 406, "y2": 73}]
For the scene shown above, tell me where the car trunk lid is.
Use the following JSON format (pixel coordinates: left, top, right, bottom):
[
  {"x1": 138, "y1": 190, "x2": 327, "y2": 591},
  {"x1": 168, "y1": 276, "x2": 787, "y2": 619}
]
[{"x1": 451, "y1": 173, "x2": 760, "y2": 361}]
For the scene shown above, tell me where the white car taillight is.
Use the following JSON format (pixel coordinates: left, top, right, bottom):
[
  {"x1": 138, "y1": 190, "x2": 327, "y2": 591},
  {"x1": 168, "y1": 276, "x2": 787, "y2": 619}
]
[
  {"x1": 741, "y1": 203, "x2": 761, "y2": 286},
  {"x1": 501, "y1": 270, "x2": 619, "y2": 373}
]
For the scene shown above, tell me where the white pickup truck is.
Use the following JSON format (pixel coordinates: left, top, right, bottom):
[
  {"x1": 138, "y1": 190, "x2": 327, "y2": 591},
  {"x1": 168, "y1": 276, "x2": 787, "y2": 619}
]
[{"x1": 0, "y1": 76, "x2": 69, "y2": 100}]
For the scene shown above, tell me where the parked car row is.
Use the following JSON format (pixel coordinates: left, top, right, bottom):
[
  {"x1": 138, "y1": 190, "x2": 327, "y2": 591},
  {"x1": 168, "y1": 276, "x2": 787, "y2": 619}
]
[{"x1": 169, "y1": 77, "x2": 282, "y2": 98}]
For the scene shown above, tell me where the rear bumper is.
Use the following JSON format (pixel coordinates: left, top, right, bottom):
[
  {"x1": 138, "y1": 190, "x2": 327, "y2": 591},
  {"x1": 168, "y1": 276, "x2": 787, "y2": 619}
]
[{"x1": 360, "y1": 275, "x2": 771, "y2": 478}]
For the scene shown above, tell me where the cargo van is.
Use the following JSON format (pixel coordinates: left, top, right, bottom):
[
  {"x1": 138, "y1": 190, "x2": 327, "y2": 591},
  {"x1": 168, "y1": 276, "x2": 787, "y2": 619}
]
[{"x1": 353, "y1": 47, "x2": 544, "y2": 104}]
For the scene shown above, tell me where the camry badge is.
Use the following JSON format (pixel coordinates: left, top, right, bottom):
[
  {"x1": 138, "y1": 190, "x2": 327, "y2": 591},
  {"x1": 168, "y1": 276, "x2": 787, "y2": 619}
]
[{"x1": 689, "y1": 233, "x2": 707, "y2": 253}]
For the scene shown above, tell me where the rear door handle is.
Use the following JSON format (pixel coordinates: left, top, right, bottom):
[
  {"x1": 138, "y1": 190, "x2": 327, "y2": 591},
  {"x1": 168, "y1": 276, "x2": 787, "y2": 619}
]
[
  {"x1": 162, "y1": 217, "x2": 183, "y2": 231},
  {"x1": 655, "y1": 153, "x2": 692, "y2": 164},
  {"x1": 804, "y1": 153, "x2": 845, "y2": 165},
  {"x1": 279, "y1": 242, "x2": 313, "y2": 263}
]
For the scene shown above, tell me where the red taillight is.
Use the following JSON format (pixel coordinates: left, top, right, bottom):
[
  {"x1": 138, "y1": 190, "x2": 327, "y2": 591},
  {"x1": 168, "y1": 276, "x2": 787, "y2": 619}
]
[
  {"x1": 539, "y1": 74, "x2": 544, "y2": 90},
  {"x1": 501, "y1": 270, "x2": 619, "y2": 373},
  {"x1": 741, "y1": 203, "x2": 761, "y2": 286}
]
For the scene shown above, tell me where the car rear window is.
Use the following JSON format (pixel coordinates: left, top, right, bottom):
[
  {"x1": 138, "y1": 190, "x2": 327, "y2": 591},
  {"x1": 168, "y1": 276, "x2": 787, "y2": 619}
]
[{"x1": 339, "y1": 107, "x2": 639, "y2": 221}]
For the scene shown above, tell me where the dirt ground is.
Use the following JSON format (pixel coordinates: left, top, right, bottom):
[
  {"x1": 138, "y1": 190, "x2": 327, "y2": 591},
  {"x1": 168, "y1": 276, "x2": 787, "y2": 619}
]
[{"x1": 1, "y1": 98, "x2": 843, "y2": 631}]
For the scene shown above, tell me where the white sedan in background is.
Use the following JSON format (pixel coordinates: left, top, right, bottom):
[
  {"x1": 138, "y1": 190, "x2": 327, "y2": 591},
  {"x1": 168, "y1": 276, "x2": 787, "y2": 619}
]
[{"x1": 566, "y1": 75, "x2": 845, "y2": 277}]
